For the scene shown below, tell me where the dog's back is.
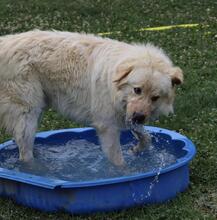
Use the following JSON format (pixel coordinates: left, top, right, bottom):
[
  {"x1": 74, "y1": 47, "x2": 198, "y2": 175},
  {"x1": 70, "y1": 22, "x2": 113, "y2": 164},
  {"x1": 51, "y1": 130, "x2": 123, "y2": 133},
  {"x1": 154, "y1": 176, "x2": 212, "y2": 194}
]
[{"x1": 0, "y1": 31, "x2": 104, "y2": 123}]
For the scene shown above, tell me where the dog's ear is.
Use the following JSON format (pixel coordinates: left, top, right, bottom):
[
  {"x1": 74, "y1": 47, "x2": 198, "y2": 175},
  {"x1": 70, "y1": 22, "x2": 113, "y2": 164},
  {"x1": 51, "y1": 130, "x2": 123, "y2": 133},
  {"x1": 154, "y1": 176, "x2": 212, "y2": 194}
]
[
  {"x1": 113, "y1": 60, "x2": 134, "y2": 85},
  {"x1": 169, "y1": 67, "x2": 183, "y2": 86}
]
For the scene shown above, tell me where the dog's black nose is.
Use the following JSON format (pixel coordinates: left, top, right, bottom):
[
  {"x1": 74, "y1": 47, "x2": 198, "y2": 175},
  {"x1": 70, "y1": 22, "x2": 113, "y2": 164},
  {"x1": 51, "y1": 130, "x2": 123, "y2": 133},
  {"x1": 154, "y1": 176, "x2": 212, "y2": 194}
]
[{"x1": 132, "y1": 112, "x2": 146, "y2": 124}]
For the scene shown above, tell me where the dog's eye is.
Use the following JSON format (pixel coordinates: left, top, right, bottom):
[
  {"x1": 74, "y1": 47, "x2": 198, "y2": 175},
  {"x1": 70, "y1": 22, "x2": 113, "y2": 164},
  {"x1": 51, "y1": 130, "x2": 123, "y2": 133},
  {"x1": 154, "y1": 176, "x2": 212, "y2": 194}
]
[
  {"x1": 134, "y1": 87, "x2": 142, "y2": 95},
  {"x1": 151, "y1": 96, "x2": 160, "y2": 102}
]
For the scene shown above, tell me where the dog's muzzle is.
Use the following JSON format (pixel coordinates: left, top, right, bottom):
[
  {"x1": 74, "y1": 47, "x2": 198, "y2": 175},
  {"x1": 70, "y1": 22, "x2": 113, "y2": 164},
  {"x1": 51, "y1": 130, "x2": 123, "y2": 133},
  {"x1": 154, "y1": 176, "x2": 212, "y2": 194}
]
[{"x1": 132, "y1": 112, "x2": 146, "y2": 124}]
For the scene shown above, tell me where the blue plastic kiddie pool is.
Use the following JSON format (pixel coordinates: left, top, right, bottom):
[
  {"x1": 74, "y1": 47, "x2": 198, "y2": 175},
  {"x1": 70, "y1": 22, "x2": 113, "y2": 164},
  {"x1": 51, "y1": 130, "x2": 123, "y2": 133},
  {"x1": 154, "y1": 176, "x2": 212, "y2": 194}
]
[{"x1": 0, "y1": 126, "x2": 196, "y2": 214}]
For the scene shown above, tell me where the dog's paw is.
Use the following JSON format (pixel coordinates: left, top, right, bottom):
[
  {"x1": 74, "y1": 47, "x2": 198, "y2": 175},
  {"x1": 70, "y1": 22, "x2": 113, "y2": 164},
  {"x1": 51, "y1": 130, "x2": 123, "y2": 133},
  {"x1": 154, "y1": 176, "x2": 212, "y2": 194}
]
[
  {"x1": 129, "y1": 138, "x2": 152, "y2": 155},
  {"x1": 19, "y1": 152, "x2": 34, "y2": 162},
  {"x1": 128, "y1": 144, "x2": 142, "y2": 155},
  {"x1": 112, "y1": 155, "x2": 126, "y2": 167}
]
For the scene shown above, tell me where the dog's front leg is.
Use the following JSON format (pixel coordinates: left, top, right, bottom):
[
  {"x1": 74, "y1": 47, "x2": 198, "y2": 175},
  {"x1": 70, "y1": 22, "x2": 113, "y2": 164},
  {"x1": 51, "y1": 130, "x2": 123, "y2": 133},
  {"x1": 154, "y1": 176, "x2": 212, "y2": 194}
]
[
  {"x1": 130, "y1": 125, "x2": 152, "y2": 153},
  {"x1": 97, "y1": 126, "x2": 125, "y2": 166},
  {"x1": 131, "y1": 131, "x2": 151, "y2": 153}
]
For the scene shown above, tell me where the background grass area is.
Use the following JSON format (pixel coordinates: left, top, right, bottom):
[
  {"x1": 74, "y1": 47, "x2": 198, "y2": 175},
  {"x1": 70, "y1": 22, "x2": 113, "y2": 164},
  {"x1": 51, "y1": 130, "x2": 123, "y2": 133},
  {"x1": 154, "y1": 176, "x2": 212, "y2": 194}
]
[{"x1": 0, "y1": 0, "x2": 217, "y2": 219}]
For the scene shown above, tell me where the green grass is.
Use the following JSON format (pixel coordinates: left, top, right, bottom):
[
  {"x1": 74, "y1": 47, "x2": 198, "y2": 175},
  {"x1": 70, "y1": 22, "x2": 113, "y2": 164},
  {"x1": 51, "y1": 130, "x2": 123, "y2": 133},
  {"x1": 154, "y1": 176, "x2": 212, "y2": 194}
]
[{"x1": 0, "y1": 0, "x2": 217, "y2": 219}]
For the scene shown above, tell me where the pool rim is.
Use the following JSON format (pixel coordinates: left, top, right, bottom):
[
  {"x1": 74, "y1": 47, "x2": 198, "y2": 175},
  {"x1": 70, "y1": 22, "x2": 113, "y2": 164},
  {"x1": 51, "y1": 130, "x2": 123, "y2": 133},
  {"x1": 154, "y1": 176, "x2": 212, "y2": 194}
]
[{"x1": 0, "y1": 126, "x2": 196, "y2": 189}]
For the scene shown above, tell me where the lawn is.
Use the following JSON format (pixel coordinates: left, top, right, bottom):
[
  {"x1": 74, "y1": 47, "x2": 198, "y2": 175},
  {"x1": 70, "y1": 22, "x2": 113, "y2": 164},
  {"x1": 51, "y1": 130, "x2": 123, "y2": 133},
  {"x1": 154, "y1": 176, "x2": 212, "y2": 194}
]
[{"x1": 0, "y1": 0, "x2": 217, "y2": 219}]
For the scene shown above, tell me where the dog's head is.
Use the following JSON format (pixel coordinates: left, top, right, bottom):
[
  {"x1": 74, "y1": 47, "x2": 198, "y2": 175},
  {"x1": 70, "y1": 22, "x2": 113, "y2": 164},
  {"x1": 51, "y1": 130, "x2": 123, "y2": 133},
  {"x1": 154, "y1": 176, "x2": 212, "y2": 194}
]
[{"x1": 113, "y1": 44, "x2": 183, "y2": 126}]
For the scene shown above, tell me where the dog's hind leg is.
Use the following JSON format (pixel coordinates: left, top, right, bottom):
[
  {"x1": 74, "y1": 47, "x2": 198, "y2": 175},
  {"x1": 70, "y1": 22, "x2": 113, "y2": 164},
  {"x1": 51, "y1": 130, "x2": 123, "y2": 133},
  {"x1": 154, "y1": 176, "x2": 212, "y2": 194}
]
[
  {"x1": 13, "y1": 108, "x2": 42, "y2": 161},
  {"x1": 0, "y1": 76, "x2": 44, "y2": 162}
]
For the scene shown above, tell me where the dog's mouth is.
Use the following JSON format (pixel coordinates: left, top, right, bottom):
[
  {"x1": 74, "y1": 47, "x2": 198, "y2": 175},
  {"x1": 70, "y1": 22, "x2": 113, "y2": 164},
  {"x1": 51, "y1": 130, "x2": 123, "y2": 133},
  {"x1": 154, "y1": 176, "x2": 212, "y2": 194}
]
[
  {"x1": 125, "y1": 111, "x2": 159, "y2": 132},
  {"x1": 125, "y1": 112, "x2": 147, "y2": 127}
]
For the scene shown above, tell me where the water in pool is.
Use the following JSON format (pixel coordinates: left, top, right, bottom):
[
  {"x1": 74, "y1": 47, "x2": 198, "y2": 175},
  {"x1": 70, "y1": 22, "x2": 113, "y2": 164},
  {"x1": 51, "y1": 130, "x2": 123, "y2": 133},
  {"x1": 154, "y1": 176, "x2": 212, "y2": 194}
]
[{"x1": 0, "y1": 134, "x2": 177, "y2": 182}]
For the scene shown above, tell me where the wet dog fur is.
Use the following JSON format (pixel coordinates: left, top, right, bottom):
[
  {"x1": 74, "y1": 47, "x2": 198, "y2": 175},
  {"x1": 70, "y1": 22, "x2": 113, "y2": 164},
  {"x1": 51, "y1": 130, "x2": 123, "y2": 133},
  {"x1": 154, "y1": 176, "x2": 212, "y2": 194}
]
[{"x1": 0, "y1": 30, "x2": 183, "y2": 166}]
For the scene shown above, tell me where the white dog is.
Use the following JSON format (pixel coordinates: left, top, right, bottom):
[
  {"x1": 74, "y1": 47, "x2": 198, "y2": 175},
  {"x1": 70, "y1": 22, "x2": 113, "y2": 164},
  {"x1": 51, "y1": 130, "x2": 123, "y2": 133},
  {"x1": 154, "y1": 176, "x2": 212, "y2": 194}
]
[{"x1": 0, "y1": 30, "x2": 183, "y2": 166}]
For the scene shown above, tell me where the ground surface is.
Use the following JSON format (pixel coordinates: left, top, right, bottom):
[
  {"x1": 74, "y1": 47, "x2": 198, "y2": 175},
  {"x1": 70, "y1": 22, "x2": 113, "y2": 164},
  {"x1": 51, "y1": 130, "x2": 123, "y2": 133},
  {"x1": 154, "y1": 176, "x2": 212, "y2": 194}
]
[{"x1": 0, "y1": 0, "x2": 217, "y2": 219}]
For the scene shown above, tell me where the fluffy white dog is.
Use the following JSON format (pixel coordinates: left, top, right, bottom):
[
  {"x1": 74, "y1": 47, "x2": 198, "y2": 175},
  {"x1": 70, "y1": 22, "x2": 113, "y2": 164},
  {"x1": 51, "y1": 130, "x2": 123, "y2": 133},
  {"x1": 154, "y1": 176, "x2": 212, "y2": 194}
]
[{"x1": 0, "y1": 30, "x2": 183, "y2": 166}]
